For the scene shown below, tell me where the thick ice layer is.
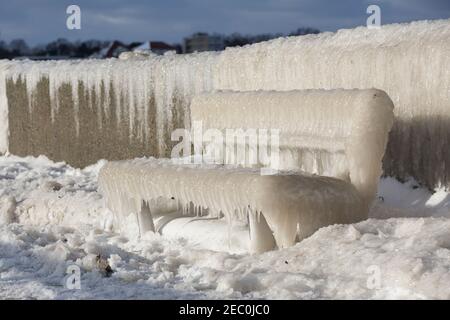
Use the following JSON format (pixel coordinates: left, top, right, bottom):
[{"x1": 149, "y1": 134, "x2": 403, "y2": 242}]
[
  {"x1": 98, "y1": 158, "x2": 366, "y2": 251},
  {"x1": 1, "y1": 19, "x2": 449, "y2": 187},
  {"x1": 191, "y1": 89, "x2": 394, "y2": 205}
]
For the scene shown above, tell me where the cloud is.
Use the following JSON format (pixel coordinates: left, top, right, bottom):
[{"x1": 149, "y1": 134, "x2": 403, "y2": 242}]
[{"x1": 92, "y1": 13, "x2": 138, "y2": 26}]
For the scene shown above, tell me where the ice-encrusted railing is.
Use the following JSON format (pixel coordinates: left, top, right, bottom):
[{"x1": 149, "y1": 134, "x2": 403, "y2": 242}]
[{"x1": 1, "y1": 19, "x2": 449, "y2": 188}]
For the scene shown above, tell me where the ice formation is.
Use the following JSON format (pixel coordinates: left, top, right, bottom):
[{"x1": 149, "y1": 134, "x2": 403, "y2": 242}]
[
  {"x1": 99, "y1": 158, "x2": 366, "y2": 252},
  {"x1": 0, "y1": 19, "x2": 449, "y2": 187},
  {"x1": 99, "y1": 89, "x2": 393, "y2": 252},
  {"x1": 191, "y1": 89, "x2": 394, "y2": 205}
]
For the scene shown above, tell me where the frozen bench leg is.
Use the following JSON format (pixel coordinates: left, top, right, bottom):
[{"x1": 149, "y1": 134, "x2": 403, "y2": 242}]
[
  {"x1": 137, "y1": 200, "x2": 156, "y2": 235},
  {"x1": 248, "y1": 212, "x2": 276, "y2": 254}
]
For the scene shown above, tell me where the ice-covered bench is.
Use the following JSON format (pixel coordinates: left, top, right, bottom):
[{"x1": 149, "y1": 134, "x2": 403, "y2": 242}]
[{"x1": 99, "y1": 89, "x2": 394, "y2": 253}]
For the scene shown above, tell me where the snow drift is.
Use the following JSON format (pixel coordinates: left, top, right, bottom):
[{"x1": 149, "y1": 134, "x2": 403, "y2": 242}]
[{"x1": 1, "y1": 19, "x2": 449, "y2": 188}]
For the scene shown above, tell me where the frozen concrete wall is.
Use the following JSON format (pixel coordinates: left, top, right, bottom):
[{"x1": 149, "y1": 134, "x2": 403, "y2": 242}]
[{"x1": 5, "y1": 77, "x2": 167, "y2": 167}]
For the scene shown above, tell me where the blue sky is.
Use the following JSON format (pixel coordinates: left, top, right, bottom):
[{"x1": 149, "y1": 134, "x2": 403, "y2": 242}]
[{"x1": 0, "y1": 0, "x2": 449, "y2": 45}]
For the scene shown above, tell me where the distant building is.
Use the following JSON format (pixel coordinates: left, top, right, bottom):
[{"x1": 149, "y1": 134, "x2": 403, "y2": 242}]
[
  {"x1": 183, "y1": 33, "x2": 224, "y2": 53},
  {"x1": 132, "y1": 41, "x2": 179, "y2": 55},
  {"x1": 90, "y1": 40, "x2": 179, "y2": 58}
]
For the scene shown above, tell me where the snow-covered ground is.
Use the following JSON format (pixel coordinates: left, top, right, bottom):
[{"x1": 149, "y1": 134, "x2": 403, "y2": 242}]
[{"x1": 0, "y1": 155, "x2": 449, "y2": 299}]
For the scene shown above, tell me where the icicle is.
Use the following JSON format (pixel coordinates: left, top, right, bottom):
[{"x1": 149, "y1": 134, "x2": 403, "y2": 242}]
[{"x1": 0, "y1": 61, "x2": 9, "y2": 154}]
